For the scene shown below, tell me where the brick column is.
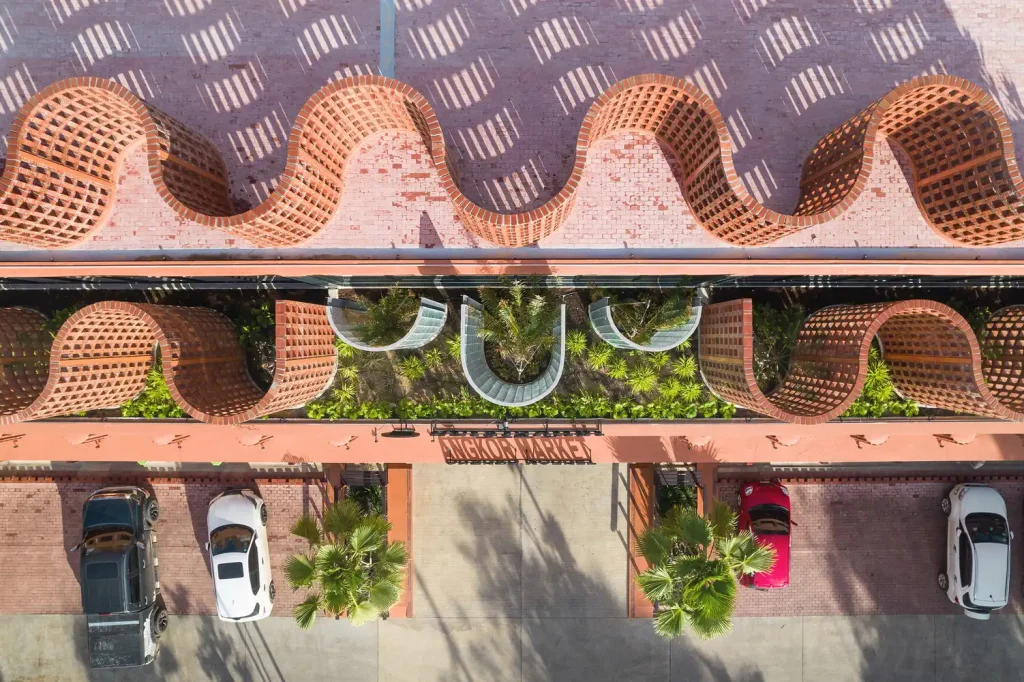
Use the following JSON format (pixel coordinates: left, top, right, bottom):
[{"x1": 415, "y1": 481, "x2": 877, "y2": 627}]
[
  {"x1": 627, "y1": 463, "x2": 655, "y2": 619},
  {"x1": 386, "y1": 463, "x2": 413, "y2": 618}
]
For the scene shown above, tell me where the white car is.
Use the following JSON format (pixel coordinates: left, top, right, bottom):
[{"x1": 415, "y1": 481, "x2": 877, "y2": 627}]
[
  {"x1": 205, "y1": 489, "x2": 274, "y2": 622},
  {"x1": 939, "y1": 484, "x2": 1013, "y2": 620}
]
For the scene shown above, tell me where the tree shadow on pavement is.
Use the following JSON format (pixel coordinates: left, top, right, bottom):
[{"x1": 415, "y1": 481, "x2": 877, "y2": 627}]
[{"x1": 415, "y1": 462, "x2": 765, "y2": 681}]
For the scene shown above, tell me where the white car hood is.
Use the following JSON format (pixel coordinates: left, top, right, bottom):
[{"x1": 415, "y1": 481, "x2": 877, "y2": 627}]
[
  {"x1": 212, "y1": 553, "x2": 257, "y2": 618},
  {"x1": 208, "y1": 493, "x2": 258, "y2": 531},
  {"x1": 971, "y1": 543, "x2": 1010, "y2": 607},
  {"x1": 961, "y1": 487, "x2": 1008, "y2": 516}
]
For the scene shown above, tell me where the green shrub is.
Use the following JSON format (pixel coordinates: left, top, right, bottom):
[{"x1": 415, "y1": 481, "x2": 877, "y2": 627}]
[
  {"x1": 752, "y1": 302, "x2": 804, "y2": 393},
  {"x1": 351, "y1": 287, "x2": 419, "y2": 346},
  {"x1": 398, "y1": 356, "x2": 426, "y2": 382},
  {"x1": 445, "y1": 334, "x2": 461, "y2": 360},
  {"x1": 627, "y1": 364, "x2": 659, "y2": 395},
  {"x1": 121, "y1": 364, "x2": 187, "y2": 418},
  {"x1": 671, "y1": 355, "x2": 697, "y2": 380},
  {"x1": 424, "y1": 348, "x2": 445, "y2": 371},
  {"x1": 566, "y1": 330, "x2": 588, "y2": 358},
  {"x1": 607, "y1": 357, "x2": 629, "y2": 380},
  {"x1": 587, "y1": 343, "x2": 614, "y2": 371},
  {"x1": 44, "y1": 306, "x2": 79, "y2": 338},
  {"x1": 648, "y1": 351, "x2": 670, "y2": 369}
]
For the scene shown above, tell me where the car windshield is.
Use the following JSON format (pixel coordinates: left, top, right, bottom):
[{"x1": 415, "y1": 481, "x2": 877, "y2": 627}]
[
  {"x1": 966, "y1": 513, "x2": 1009, "y2": 544},
  {"x1": 82, "y1": 530, "x2": 133, "y2": 554},
  {"x1": 749, "y1": 504, "x2": 790, "y2": 535},
  {"x1": 210, "y1": 525, "x2": 254, "y2": 556},
  {"x1": 217, "y1": 562, "x2": 245, "y2": 580},
  {"x1": 83, "y1": 498, "x2": 133, "y2": 531}
]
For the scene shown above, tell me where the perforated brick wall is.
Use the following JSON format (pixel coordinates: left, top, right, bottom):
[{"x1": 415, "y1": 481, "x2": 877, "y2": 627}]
[
  {"x1": 699, "y1": 298, "x2": 1024, "y2": 424},
  {"x1": 1, "y1": 74, "x2": 1024, "y2": 249},
  {"x1": 0, "y1": 300, "x2": 336, "y2": 425}
]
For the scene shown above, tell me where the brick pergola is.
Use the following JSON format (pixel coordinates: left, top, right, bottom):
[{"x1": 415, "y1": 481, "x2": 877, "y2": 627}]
[
  {"x1": 2, "y1": 74, "x2": 1023, "y2": 249},
  {"x1": 0, "y1": 300, "x2": 336, "y2": 425},
  {"x1": 699, "y1": 299, "x2": 1024, "y2": 425}
]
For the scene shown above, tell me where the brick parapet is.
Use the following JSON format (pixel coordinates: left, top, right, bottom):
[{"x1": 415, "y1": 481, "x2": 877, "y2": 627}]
[
  {"x1": 0, "y1": 300, "x2": 335, "y2": 426},
  {"x1": 699, "y1": 298, "x2": 1024, "y2": 424},
  {"x1": 1, "y1": 74, "x2": 1024, "y2": 248}
]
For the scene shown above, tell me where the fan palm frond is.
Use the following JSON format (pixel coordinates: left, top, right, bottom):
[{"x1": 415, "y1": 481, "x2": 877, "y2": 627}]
[
  {"x1": 284, "y1": 553, "x2": 317, "y2": 589},
  {"x1": 290, "y1": 514, "x2": 322, "y2": 547},
  {"x1": 347, "y1": 601, "x2": 381, "y2": 627},
  {"x1": 653, "y1": 606, "x2": 688, "y2": 639},
  {"x1": 323, "y1": 499, "x2": 362, "y2": 540},
  {"x1": 636, "y1": 527, "x2": 673, "y2": 567},
  {"x1": 293, "y1": 594, "x2": 322, "y2": 630},
  {"x1": 636, "y1": 565, "x2": 675, "y2": 603},
  {"x1": 707, "y1": 500, "x2": 736, "y2": 541},
  {"x1": 717, "y1": 531, "x2": 776, "y2": 577}
]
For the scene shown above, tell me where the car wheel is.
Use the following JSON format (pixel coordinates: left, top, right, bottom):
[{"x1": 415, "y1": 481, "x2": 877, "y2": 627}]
[
  {"x1": 260, "y1": 503, "x2": 268, "y2": 526},
  {"x1": 940, "y1": 496, "x2": 951, "y2": 517},
  {"x1": 938, "y1": 572, "x2": 949, "y2": 591},
  {"x1": 269, "y1": 582, "x2": 276, "y2": 603},
  {"x1": 153, "y1": 608, "x2": 169, "y2": 638},
  {"x1": 145, "y1": 499, "x2": 160, "y2": 525}
]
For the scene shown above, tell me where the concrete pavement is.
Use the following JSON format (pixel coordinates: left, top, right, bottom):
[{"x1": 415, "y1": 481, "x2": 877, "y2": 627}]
[{"x1": 4, "y1": 614, "x2": 1024, "y2": 681}]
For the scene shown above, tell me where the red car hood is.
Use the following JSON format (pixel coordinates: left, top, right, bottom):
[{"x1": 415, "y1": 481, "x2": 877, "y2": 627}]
[{"x1": 741, "y1": 532, "x2": 790, "y2": 589}]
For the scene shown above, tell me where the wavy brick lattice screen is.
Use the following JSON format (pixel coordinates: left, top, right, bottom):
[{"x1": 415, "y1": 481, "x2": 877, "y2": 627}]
[
  {"x1": 2, "y1": 75, "x2": 1024, "y2": 248},
  {"x1": 0, "y1": 300, "x2": 336, "y2": 425},
  {"x1": 698, "y1": 298, "x2": 1024, "y2": 424}
]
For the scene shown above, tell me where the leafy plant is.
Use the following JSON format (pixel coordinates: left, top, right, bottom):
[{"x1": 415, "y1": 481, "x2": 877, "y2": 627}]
[
  {"x1": 398, "y1": 356, "x2": 426, "y2": 382},
  {"x1": 672, "y1": 355, "x2": 697, "y2": 380},
  {"x1": 477, "y1": 280, "x2": 560, "y2": 382},
  {"x1": 609, "y1": 290, "x2": 694, "y2": 345},
  {"x1": 680, "y1": 382, "x2": 703, "y2": 403},
  {"x1": 445, "y1": 334, "x2": 461, "y2": 361},
  {"x1": 648, "y1": 351, "x2": 670, "y2": 370},
  {"x1": 752, "y1": 302, "x2": 804, "y2": 393},
  {"x1": 286, "y1": 499, "x2": 407, "y2": 629},
  {"x1": 566, "y1": 330, "x2": 588, "y2": 358},
  {"x1": 627, "y1": 364, "x2": 659, "y2": 395},
  {"x1": 608, "y1": 357, "x2": 629, "y2": 380},
  {"x1": 348, "y1": 484, "x2": 384, "y2": 515},
  {"x1": 424, "y1": 348, "x2": 445, "y2": 371},
  {"x1": 587, "y1": 343, "x2": 614, "y2": 371},
  {"x1": 335, "y1": 338, "x2": 355, "y2": 360},
  {"x1": 44, "y1": 306, "x2": 79, "y2": 339},
  {"x1": 349, "y1": 288, "x2": 420, "y2": 346},
  {"x1": 843, "y1": 345, "x2": 919, "y2": 418},
  {"x1": 121, "y1": 361, "x2": 187, "y2": 418},
  {"x1": 636, "y1": 500, "x2": 774, "y2": 640}
]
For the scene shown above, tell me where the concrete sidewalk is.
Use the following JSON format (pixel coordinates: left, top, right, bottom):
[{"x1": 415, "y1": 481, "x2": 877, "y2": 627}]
[{"x1": 3, "y1": 614, "x2": 1024, "y2": 681}]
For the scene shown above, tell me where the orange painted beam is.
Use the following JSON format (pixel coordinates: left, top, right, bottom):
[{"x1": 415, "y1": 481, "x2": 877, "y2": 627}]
[
  {"x1": 696, "y1": 462, "x2": 717, "y2": 516},
  {"x1": 386, "y1": 463, "x2": 413, "y2": 619},
  {"x1": 627, "y1": 463, "x2": 655, "y2": 619},
  {"x1": 0, "y1": 419, "x2": 1023, "y2": 464},
  {"x1": 4, "y1": 257, "x2": 1024, "y2": 278}
]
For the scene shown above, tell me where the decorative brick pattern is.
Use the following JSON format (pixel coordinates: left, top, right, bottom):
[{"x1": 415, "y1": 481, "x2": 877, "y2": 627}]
[
  {"x1": 1, "y1": 74, "x2": 1024, "y2": 248},
  {"x1": 0, "y1": 300, "x2": 336, "y2": 425},
  {"x1": 699, "y1": 299, "x2": 1024, "y2": 424}
]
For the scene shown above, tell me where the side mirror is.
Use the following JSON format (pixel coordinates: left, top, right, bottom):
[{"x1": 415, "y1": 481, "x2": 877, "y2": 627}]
[
  {"x1": 204, "y1": 542, "x2": 210, "y2": 551},
  {"x1": 69, "y1": 543, "x2": 81, "y2": 553},
  {"x1": 137, "y1": 541, "x2": 146, "y2": 550},
  {"x1": 1012, "y1": 531, "x2": 1015, "y2": 541}
]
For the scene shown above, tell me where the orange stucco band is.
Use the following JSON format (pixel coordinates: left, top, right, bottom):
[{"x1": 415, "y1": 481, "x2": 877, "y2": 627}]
[
  {"x1": 3, "y1": 257, "x2": 1024, "y2": 278},
  {"x1": 0, "y1": 419, "x2": 1021, "y2": 465}
]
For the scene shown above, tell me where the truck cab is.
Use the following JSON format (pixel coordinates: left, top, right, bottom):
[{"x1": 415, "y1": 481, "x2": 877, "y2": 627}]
[{"x1": 76, "y1": 487, "x2": 168, "y2": 668}]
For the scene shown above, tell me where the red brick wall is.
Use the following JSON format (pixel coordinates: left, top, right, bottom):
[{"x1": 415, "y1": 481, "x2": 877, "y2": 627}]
[
  {"x1": 2, "y1": 74, "x2": 1023, "y2": 248},
  {"x1": 0, "y1": 300, "x2": 336, "y2": 425},
  {"x1": 699, "y1": 298, "x2": 1024, "y2": 424}
]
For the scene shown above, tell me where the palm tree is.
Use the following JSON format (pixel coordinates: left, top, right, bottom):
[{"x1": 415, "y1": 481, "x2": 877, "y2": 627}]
[
  {"x1": 610, "y1": 291, "x2": 693, "y2": 345},
  {"x1": 477, "y1": 280, "x2": 559, "y2": 382},
  {"x1": 635, "y1": 500, "x2": 775, "y2": 640},
  {"x1": 352, "y1": 287, "x2": 420, "y2": 346},
  {"x1": 285, "y1": 498, "x2": 408, "y2": 629}
]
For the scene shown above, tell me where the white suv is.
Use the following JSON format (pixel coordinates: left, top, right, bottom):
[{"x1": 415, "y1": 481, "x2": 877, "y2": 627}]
[{"x1": 939, "y1": 484, "x2": 1013, "y2": 620}]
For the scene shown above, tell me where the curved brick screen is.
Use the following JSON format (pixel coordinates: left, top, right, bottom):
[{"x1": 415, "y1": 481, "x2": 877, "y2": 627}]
[
  {"x1": 0, "y1": 300, "x2": 336, "y2": 425},
  {"x1": 699, "y1": 298, "x2": 1024, "y2": 424},
  {"x1": 2, "y1": 74, "x2": 1024, "y2": 248}
]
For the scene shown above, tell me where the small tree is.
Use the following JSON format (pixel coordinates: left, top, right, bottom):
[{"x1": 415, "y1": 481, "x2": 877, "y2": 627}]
[
  {"x1": 610, "y1": 291, "x2": 693, "y2": 345},
  {"x1": 352, "y1": 288, "x2": 420, "y2": 346},
  {"x1": 477, "y1": 280, "x2": 559, "y2": 382},
  {"x1": 285, "y1": 499, "x2": 408, "y2": 629},
  {"x1": 636, "y1": 500, "x2": 774, "y2": 640}
]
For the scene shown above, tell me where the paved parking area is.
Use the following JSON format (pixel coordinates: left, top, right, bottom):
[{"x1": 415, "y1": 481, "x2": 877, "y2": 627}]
[
  {"x1": 717, "y1": 480, "x2": 1024, "y2": 617},
  {"x1": 0, "y1": 478, "x2": 327, "y2": 616}
]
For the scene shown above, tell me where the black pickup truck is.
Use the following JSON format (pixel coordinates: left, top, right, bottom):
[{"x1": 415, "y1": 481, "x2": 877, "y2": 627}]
[{"x1": 75, "y1": 486, "x2": 169, "y2": 669}]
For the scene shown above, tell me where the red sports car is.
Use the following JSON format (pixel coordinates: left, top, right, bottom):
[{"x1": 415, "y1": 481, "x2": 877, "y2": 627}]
[{"x1": 737, "y1": 481, "x2": 791, "y2": 589}]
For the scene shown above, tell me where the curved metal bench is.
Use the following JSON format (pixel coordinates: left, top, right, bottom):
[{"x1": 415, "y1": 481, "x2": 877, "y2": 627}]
[
  {"x1": 460, "y1": 296, "x2": 566, "y2": 407},
  {"x1": 589, "y1": 288, "x2": 705, "y2": 352},
  {"x1": 327, "y1": 297, "x2": 447, "y2": 352}
]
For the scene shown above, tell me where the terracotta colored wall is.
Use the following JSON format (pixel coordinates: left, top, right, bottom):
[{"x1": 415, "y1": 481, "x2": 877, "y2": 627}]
[
  {"x1": 0, "y1": 300, "x2": 336, "y2": 425},
  {"x1": 699, "y1": 298, "x2": 1024, "y2": 424},
  {"x1": 1, "y1": 74, "x2": 1023, "y2": 249}
]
